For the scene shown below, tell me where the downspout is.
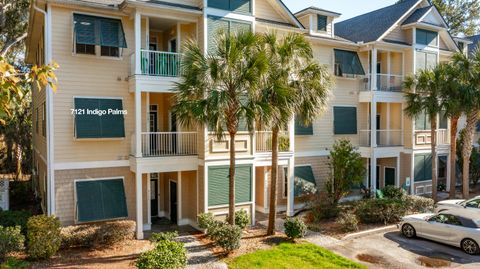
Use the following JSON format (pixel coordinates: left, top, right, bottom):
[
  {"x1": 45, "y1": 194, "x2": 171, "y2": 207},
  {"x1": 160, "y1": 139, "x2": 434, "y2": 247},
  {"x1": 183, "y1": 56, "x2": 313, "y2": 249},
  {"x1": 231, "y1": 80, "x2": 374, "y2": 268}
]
[{"x1": 33, "y1": 1, "x2": 55, "y2": 216}]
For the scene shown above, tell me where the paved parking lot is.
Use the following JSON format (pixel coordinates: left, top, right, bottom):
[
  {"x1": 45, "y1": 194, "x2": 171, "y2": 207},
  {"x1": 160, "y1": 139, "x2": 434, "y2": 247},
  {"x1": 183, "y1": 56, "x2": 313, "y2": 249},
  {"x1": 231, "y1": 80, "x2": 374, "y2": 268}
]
[{"x1": 327, "y1": 230, "x2": 480, "y2": 269}]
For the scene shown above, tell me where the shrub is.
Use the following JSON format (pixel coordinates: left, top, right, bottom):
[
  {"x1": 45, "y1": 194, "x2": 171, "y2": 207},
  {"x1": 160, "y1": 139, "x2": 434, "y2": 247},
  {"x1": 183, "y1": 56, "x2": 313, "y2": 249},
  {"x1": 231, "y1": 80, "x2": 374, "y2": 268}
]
[
  {"x1": 310, "y1": 202, "x2": 339, "y2": 221},
  {"x1": 135, "y1": 239, "x2": 187, "y2": 269},
  {"x1": 150, "y1": 231, "x2": 178, "y2": 243},
  {"x1": 0, "y1": 257, "x2": 30, "y2": 269},
  {"x1": 405, "y1": 195, "x2": 434, "y2": 213},
  {"x1": 61, "y1": 220, "x2": 135, "y2": 248},
  {"x1": 0, "y1": 211, "x2": 31, "y2": 235},
  {"x1": 213, "y1": 223, "x2": 242, "y2": 253},
  {"x1": 382, "y1": 186, "x2": 405, "y2": 199},
  {"x1": 284, "y1": 217, "x2": 307, "y2": 240},
  {"x1": 0, "y1": 226, "x2": 25, "y2": 261},
  {"x1": 356, "y1": 199, "x2": 406, "y2": 225},
  {"x1": 234, "y1": 210, "x2": 250, "y2": 229},
  {"x1": 26, "y1": 215, "x2": 61, "y2": 260},
  {"x1": 197, "y1": 212, "x2": 216, "y2": 230},
  {"x1": 336, "y1": 212, "x2": 358, "y2": 232}
]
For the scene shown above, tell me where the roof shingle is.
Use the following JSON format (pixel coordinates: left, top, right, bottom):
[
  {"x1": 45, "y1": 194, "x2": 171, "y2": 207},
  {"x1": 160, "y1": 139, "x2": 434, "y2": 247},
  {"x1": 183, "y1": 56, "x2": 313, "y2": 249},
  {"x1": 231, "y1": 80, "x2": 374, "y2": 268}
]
[{"x1": 402, "y1": 6, "x2": 431, "y2": 25}]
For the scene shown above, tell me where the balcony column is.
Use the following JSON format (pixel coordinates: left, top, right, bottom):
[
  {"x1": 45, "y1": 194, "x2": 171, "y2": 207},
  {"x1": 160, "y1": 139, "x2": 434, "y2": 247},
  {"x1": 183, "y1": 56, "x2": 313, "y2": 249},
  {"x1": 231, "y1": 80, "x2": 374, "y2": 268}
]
[
  {"x1": 286, "y1": 156, "x2": 295, "y2": 216},
  {"x1": 135, "y1": 172, "x2": 144, "y2": 239},
  {"x1": 446, "y1": 153, "x2": 451, "y2": 192},
  {"x1": 370, "y1": 156, "x2": 377, "y2": 192},
  {"x1": 288, "y1": 117, "x2": 295, "y2": 152},
  {"x1": 371, "y1": 48, "x2": 378, "y2": 91},
  {"x1": 387, "y1": 51, "x2": 391, "y2": 90},
  {"x1": 135, "y1": 90, "x2": 142, "y2": 157},
  {"x1": 396, "y1": 154, "x2": 401, "y2": 187},
  {"x1": 177, "y1": 171, "x2": 182, "y2": 224},
  {"x1": 134, "y1": 11, "x2": 141, "y2": 75},
  {"x1": 387, "y1": 103, "x2": 391, "y2": 145},
  {"x1": 370, "y1": 99, "x2": 377, "y2": 148}
]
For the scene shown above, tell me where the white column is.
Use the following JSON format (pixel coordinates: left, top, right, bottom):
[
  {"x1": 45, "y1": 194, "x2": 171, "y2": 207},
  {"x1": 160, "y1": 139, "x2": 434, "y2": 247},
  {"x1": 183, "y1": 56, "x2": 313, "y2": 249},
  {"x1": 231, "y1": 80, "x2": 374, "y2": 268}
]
[
  {"x1": 286, "y1": 157, "x2": 295, "y2": 216},
  {"x1": 371, "y1": 155, "x2": 377, "y2": 192},
  {"x1": 446, "y1": 153, "x2": 451, "y2": 192},
  {"x1": 410, "y1": 154, "x2": 415, "y2": 194},
  {"x1": 387, "y1": 51, "x2": 391, "y2": 90},
  {"x1": 288, "y1": 117, "x2": 295, "y2": 152},
  {"x1": 396, "y1": 154, "x2": 401, "y2": 187},
  {"x1": 135, "y1": 172, "x2": 143, "y2": 239},
  {"x1": 135, "y1": 90, "x2": 142, "y2": 157},
  {"x1": 371, "y1": 48, "x2": 378, "y2": 91},
  {"x1": 370, "y1": 99, "x2": 377, "y2": 148},
  {"x1": 147, "y1": 173, "x2": 151, "y2": 226},
  {"x1": 177, "y1": 23, "x2": 181, "y2": 53},
  {"x1": 177, "y1": 171, "x2": 182, "y2": 223},
  {"x1": 145, "y1": 17, "x2": 149, "y2": 48},
  {"x1": 387, "y1": 103, "x2": 391, "y2": 145},
  {"x1": 251, "y1": 163, "x2": 256, "y2": 225},
  {"x1": 134, "y1": 11, "x2": 141, "y2": 75}
]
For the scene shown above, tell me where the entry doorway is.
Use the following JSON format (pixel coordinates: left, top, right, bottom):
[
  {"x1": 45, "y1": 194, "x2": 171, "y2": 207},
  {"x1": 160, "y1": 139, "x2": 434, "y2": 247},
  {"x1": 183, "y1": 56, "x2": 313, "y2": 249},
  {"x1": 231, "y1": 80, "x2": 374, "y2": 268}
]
[
  {"x1": 150, "y1": 173, "x2": 159, "y2": 218},
  {"x1": 385, "y1": 167, "x2": 396, "y2": 186},
  {"x1": 169, "y1": 181, "x2": 178, "y2": 224}
]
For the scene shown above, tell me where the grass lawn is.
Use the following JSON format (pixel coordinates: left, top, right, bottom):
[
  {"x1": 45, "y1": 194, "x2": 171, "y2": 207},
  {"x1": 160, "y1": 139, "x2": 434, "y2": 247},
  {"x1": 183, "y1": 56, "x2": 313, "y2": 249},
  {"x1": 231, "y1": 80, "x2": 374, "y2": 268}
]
[{"x1": 228, "y1": 243, "x2": 367, "y2": 269}]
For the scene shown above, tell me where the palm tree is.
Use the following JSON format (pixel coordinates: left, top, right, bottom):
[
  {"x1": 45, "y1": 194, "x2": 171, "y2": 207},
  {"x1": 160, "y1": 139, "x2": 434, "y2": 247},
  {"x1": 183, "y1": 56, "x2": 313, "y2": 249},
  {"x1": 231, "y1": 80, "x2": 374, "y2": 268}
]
[
  {"x1": 404, "y1": 64, "x2": 450, "y2": 202},
  {"x1": 439, "y1": 62, "x2": 463, "y2": 198},
  {"x1": 258, "y1": 32, "x2": 333, "y2": 235},
  {"x1": 173, "y1": 31, "x2": 268, "y2": 225},
  {"x1": 452, "y1": 50, "x2": 480, "y2": 198}
]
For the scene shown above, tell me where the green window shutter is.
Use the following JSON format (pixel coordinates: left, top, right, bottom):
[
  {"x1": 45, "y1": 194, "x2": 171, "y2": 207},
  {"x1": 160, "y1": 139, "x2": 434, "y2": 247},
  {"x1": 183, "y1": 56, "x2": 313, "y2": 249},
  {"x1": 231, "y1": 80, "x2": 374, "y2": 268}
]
[
  {"x1": 74, "y1": 14, "x2": 127, "y2": 48},
  {"x1": 74, "y1": 98, "x2": 102, "y2": 138},
  {"x1": 333, "y1": 106, "x2": 357, "y2": 134},
  {"x1": 229, "y1": 20, "x2": 252, "y2": 35},
  {"x1": 74, "y1": 98, "x2": 125, "y2": 139},
  {"x1": 415, "y1": 110, "x2": 431, "y2": 130},
  {"x1": 207, "y1": 16, "x2": 229, "y2": 53},
  {"x1": 294, "y1": 116, "x2": 313, "y2": 135},
  {"x1": 416, "y1": 29, "x2": 438, "y2": 46},
  {"x1": 76, "y1": 178, "x2": 128, "y2": 222},
  {"x1": 424, "y1": 154, "x2": 432, "y2": 181},
  {"x1": 208, "y1": 165, "x2": 252, "y2": 206},
  {"x1": 231, "y1": 0, "x2": 251, "y2": 14},
  {"x1": 99, "y1": 99, "x2": 125, "y2": 138},
  {"x1": 334, "y1": 49, "x2": 365, "y2": 76},
  {"x1": 414, "y1": 155, "x2": 425, "y2": 181},
  {"x1": 439, "y1": 111, "x2": 448, "y2": 129},
  {"x1": 317, "y1": 15, "x2": 327, "y2": 31},
  {"x1": 208, "y1": 0, "x2": 230, "y2": 10}
]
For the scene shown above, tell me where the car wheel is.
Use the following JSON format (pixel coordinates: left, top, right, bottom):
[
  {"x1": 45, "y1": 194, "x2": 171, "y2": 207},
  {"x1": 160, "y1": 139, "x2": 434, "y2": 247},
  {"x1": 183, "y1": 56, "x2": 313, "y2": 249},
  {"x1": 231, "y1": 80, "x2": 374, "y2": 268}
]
[
  {"x1": 402, "y1": 224, "x2": 416, "y2": 238},
  {"x1": 461, "y1": 238, "x2": 479, "y2": 255}
]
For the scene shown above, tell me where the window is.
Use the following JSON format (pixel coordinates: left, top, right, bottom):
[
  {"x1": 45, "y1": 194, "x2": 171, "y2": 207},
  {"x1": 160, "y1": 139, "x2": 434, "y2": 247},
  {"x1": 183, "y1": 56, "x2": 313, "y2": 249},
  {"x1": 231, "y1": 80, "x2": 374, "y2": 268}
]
[
  {"x1": 414, "y1": 153, "x2": 432, "y2": 182},
  {"x1": 317, "y1": 15, "x2": 327, "y2": 32},
  {"x1": 207, "y1": 16, "x2": 252, "y2": 53},
  {"x1": 294, "y1": 116, "x2": 313, "y2": 135},
  {"x1": 75, "y1": 178, "x2": 128, "y2": 222},
  {"x1": 42, "y1": 102, "x2": 46, "y2": 137},
  {"x1": 73, "y1": 97, "x2": 125, "y2": 139},
  {"x1": 444, "y1": 215, "x2": 462, "y2": 226},
  {"x1": 208, "y1": 0, "x2": 251, "y2": 14},
  {"x1": 35, "y1": 107, "x2": 39, "y2": 134},
  {"x1": 458, "y1": 42, "x2": 465, "y2": 52},
  {"x1": 333, "y1": 106, "x2": 357, "y2": 134},
  {"x1": 439, "y1": 111, "x2": 448, "y2": 129},
  {"x1": 73, "y1": 14, "x2": 127, "y2": 57},
  {"x1": 438, "y1": 156, "x2": 447, "y2": 178},
  {"x1": 334, "y1": 49, "x2": 365, "y2": 77},
  {"x1": 416, "y1": 29, "x2": 438, "y2": 46},
  {"x1": 415, "y1": 110, "x2": 431, "y2": 130},
  {"x1": 283, "y1": 166, "x2": 317, "y2": 197},
  {"x1": 416, "y1": 50, "x2": 437, "y2": 71},
  {"x1": 465, "y1": 199, "x2": 480, "y2": 208},
  {"x1": 208, "y1": 165, "x2": 252, "y2": 206}
]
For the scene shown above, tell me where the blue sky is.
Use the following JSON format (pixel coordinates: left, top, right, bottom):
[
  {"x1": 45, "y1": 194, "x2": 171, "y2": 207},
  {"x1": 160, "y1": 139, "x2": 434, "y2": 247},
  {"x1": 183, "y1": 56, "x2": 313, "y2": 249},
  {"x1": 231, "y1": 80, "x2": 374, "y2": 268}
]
[{"x1": 282, "y1": 0, "x2": 398, "y2": 21}]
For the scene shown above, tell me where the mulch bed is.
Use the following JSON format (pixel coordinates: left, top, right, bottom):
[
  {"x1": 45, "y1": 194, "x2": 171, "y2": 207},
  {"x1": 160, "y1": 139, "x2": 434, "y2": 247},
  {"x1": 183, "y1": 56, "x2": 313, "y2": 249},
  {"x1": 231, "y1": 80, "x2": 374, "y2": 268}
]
[{"x1": 307, "y1": 219, "x2": 388, "y2": 239}]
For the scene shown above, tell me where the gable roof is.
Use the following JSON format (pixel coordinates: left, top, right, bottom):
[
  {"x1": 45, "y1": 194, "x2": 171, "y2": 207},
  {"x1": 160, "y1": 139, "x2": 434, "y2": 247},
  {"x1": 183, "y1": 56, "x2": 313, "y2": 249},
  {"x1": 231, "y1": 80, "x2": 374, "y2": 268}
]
[
  {"x1": 294, "y1": 6, "x2": 341, "y2": 17},
  {"x1": 468, "y1": 35, "x2": 480, "y2": 55},
  {"x1": 334, "y1": 0, "x2": 420, "y2": 43},
  {"x1": 402, "y1": 6, "x2": 431, "y2": 25}
]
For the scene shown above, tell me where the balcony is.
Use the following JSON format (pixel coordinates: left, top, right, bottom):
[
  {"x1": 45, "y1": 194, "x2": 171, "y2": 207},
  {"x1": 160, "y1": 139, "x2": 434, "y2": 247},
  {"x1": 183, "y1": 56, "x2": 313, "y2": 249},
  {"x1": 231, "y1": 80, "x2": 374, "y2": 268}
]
[
  {"x1": 136, "y1": 50, "x2": 181, "y2": 77},
  {"x1": 361, "y1": 74, "x2": 404, "y2": 92},
  {"x1": 359, "y1": 129, "x2": 404, "y2": 147},
  {"x1": 415, "y1": 129, "x2": 449, "y2": 146},
  {"x1": 133, "y1": 132, "x2": 197, "y2": 157},
  {"x1": 255, "y1": 131, "x2": 290, "y2": 153}
]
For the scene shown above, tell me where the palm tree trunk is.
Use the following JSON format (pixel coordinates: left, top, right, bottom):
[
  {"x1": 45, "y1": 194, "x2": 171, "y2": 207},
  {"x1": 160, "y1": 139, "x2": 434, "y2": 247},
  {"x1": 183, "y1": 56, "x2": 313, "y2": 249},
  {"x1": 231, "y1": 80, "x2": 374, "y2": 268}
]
[
  {"x1": 15, "y1": 143, "x2": 22, "y2": 179},
  {"x1": 462, "y1": 110, "x2": 479, "y2": 199},
  {"x1": 267, "y1": 126, "x2": 279, "y2": 236},
  {"x1": 449, "y1": 116, "x2": 459, "y2": 198},
  {"x1": 228, "y1": 131, "x2": 236, "y2": 225},
  {"x1": 431, "y1": 117, "x2": 438, "y2": 202}
]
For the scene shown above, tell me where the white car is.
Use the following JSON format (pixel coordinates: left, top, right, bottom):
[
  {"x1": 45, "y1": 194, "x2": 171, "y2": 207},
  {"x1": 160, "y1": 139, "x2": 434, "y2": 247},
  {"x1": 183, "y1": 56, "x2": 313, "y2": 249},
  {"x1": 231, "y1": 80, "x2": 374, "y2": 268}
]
[
  {"x1": 399, "y1": 212, "x2": 480, "y2": 255},
  {"x1": 435, "y1": 196, "x2": 480, "y2": 215}
]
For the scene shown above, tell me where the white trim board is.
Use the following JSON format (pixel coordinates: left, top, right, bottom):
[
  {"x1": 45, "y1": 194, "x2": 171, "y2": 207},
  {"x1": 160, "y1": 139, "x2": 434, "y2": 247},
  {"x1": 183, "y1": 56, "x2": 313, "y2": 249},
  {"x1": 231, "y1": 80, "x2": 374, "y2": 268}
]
[{"x1": 55, "y1": 160, "x2": 129, "y2": 170}]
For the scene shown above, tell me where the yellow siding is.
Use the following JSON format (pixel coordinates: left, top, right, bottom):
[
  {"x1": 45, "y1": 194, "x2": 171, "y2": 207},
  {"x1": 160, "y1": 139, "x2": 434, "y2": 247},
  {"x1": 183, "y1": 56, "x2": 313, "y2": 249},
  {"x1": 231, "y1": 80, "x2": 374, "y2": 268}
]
[
  {"x1": 181, "y1": 171, "x2": 197, "y2": 220},
  {"x1": 255, "y1": 0, "x2": 289, "y2": 23},
  {"x1": 384, "y1": 25, "x2": 408, "y2": 43}
]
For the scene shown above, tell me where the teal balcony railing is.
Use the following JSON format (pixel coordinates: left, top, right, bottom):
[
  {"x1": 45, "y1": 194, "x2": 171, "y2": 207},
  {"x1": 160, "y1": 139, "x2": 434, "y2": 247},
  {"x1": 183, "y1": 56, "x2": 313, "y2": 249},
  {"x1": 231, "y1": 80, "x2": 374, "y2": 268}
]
[{"x1": 139, "y1": 50, "x2": 181, "y2": 77}]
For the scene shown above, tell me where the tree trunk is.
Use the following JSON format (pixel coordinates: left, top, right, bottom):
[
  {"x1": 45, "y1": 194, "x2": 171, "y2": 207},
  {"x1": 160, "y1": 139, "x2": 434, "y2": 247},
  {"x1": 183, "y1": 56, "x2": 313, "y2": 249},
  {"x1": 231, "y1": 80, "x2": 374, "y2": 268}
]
[
  {"x1": 462, "y1": 110, "x2": 478, "y2": 199},
  {"x1": 228, "y1": 131, "x2": 236, "y2": 225},
  {"x1": 431, "y1": 116, "x2": 438, "y2": 202},
  {"x1": 15, "y1": 143, "x2": 22, "y2": 179},
  {"x1": 267, "y1": 127, "x2": 279, "y2": 236},
  {"x1": 449, "y1": 116, "x2": 459, "y2": 198}
]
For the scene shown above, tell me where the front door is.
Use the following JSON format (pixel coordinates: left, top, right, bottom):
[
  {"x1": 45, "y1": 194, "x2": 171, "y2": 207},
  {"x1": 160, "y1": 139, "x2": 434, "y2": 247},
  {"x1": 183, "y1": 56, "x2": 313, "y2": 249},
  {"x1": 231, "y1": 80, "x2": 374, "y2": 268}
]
[
  {"x1": 385, "y1": 167, "x2": 395, "y2": 186},
  {"x1": 150, "y1": 174, "x2": 158, "y2": 218},
  {"x1": 170, "y1": 181, "x2": 177, "y2": 224},
  {"x1": 376, "y1": 166, "x2": 380, "y2": 189}
]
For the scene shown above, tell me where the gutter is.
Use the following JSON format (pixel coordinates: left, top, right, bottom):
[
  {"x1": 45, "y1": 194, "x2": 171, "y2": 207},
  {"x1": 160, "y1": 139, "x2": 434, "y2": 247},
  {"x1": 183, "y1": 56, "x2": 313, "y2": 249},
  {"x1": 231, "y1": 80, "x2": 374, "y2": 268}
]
[
  {"x1": 124, "y1": 0, "x2": 203, "y2": 14},
  {"x1": 33, "y1": 1, "x2": 55, "y2": 216}
]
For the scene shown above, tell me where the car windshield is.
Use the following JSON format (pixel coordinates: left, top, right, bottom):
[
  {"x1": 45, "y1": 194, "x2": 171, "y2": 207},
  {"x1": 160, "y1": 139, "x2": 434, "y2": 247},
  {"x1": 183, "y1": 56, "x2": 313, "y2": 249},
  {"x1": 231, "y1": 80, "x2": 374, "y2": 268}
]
[{"x1": 463, "y1": 198, "x2": 480, "y2": 208}]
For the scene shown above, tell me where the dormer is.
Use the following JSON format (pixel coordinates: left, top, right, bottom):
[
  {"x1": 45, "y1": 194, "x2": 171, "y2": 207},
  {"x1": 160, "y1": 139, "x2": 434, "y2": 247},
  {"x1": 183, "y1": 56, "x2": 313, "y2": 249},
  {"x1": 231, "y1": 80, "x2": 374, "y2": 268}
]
[
  {"x1": 454, "y1": 37, "x2": 473, "y2": 55},
  {"x1": 294, "y1": 7, "x2": 341, "y2": 38}
]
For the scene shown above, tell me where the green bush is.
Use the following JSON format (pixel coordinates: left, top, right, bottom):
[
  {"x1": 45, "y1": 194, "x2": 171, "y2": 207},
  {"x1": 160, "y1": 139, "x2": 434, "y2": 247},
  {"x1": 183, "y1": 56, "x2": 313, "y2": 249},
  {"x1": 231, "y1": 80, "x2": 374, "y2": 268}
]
[
  {"x1": 60, "y1": 220, "x2": 135, "y2": 248},
  {"x1": 284, "y1": 217, "x2": 307, "y2": 240},
  {"x1": 0, "y1": 257, "x2": 30, "y2": 269},
  {"x1": 356, "y1": 199, "x2": 406, "y2": 225},
  {"x1": 0, "y1": 226, "x2": 25, "y2": 261},
  {"x1": 150, "y1": 231, "x2": 178, "y2": 243},
  {"x1": 197, "y1": 213, "x2": 222, "y2": 239},
  {"x1": 135, "y1": 239, "x2": 187, "y2": 269},
  {"x1": 382, "y1": 186, "x2": 405, "y2": 199},
  {"x1": 0, "y1": 211, "x2": 31, "y2": 235},
  {"x1": 26, "y1": 215, "x2": 61, "y2": 260},
  {"x1": 310, "y1": 202, "x2": 339, "y2": 221},
  {"x1": 336, "y1": 212, "x2": 358, "y2": 232},
  {"x1": 235, "y1": 210, "x2": 250, "y2": 229},
  {"x1": 213, "y1": 223, "x2": 242, "y2": 253},
  {"x1": 405, "y1": 195, "x2": 434, "y2": 213}
]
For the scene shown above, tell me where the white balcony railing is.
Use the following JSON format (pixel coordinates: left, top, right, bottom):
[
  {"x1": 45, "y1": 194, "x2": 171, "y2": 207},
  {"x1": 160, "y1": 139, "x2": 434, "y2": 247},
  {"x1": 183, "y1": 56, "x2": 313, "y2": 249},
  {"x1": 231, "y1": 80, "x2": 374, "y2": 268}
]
[
  {"x1": 415, "y1": 129, "x2": 450, "y2": 145},
  {"x1": 359, "y1": 129, "x2": 404, "y2": 147},
  {"x1": 361, "y1": 74, "x2": 404, "y2": 92},
  {"x1": 141, "y1": 132, "x2": 197, "y2": 157},
  {"x1": 131, "y1": 50, "x2": 182, "y2": 77},
  {"x1": 255, "y1": 131, "x2": 290, "y2": 152}
]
